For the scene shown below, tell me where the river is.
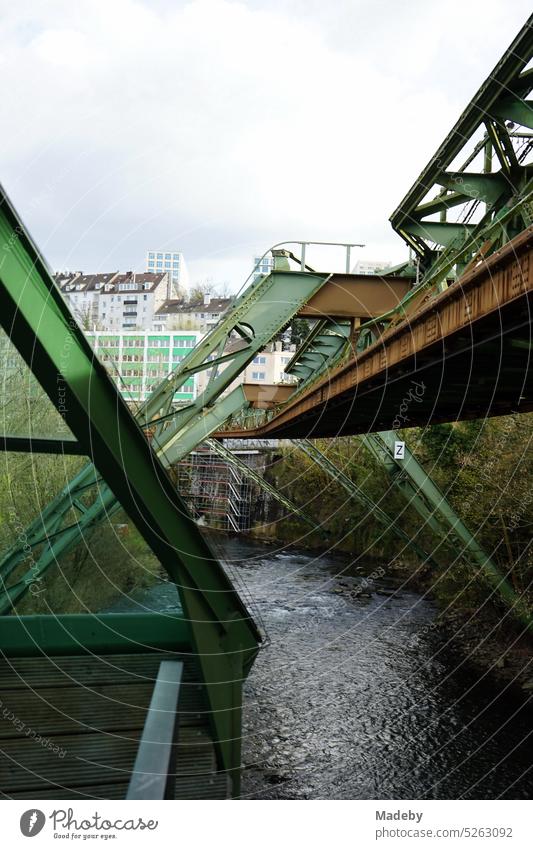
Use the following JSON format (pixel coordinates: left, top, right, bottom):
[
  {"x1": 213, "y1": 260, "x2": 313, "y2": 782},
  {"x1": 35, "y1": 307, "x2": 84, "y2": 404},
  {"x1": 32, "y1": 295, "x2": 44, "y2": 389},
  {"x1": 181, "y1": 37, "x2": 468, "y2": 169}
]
[{"x1": 108, "y1": 536, "x2": 533, "y2": 800}]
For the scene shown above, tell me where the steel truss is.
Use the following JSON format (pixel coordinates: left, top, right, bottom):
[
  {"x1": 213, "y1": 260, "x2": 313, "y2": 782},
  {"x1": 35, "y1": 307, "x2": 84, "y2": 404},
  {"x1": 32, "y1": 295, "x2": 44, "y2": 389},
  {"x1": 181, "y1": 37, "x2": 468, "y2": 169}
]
[
  {"x1": 0, "y1": 182, "x2": 261, "y2": 788},
  {"x1": 0, "y1": 254, "x2": 331, "y2": 610}
]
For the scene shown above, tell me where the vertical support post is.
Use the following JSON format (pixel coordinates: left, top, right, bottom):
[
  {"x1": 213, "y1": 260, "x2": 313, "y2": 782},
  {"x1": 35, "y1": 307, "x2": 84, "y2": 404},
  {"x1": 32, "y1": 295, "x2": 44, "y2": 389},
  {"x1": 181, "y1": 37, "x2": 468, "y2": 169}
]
[{"x1": 345, "y1": 244, "x2": 351, "y2": 274}]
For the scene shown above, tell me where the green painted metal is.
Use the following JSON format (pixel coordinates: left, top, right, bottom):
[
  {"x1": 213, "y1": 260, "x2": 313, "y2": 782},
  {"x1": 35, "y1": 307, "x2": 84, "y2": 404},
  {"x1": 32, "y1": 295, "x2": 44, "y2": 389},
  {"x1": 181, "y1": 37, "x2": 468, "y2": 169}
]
[
  {"x1": 0, "y1": 263, "x2": 331, "y2": 612},
  {"x1": 207, "y1": 438, "x2": 326, "y2": 537},
  {"x1": 0, "y1": 183, "x2": 260, "y2": 792},
  {"x1": 155, "y1": 387, "x2": 249, "y2": 465},
  {"x1": 0, "y1": 435, "x2": 84, "y2": 454},
  {"x1": 0, "y1": 389, "x2": 250, "y2": 610},
  {"x1": 145, "y1": 268, "x2": 332, "y2": 457},
  {"x1": 294, "y1": 439, "x2": 438, "y2": 568},
  {"x1": 388, "y1": 17, "x2": 533, "y2": 292},
  {"x1": 0, "y1": 612, "x2": 191, "y2": 657},
  {"x1": 286, "y1": 319, "x2": 351, "y2": 381},
  {"x1": 362, "y1": 432, "x2": 532, "y2": 626}
]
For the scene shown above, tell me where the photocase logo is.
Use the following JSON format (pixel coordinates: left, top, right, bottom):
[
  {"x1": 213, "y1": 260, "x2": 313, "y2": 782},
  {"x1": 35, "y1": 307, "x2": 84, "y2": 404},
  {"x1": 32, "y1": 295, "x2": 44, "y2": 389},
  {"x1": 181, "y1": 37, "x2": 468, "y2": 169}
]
[{"x1": 20, "y1": 809, "x2": 46, "y2": 837}]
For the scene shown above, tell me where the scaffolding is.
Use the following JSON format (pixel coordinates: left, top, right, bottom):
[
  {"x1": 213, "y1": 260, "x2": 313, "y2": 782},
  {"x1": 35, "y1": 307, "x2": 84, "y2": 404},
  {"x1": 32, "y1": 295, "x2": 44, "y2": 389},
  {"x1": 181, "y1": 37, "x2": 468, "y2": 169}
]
[{"x1": 176, "y1": 445, "x2": 265, "y2": 532}]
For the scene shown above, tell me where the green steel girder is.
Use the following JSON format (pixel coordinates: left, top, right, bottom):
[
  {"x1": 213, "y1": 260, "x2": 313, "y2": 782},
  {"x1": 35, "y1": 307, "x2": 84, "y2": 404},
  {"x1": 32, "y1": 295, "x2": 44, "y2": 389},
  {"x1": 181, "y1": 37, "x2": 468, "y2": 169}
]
[
  {"x1": 0, "y1": 612, "x2": 192, "y2": 657},
  {"x1": 0, "y1": 183, "x2": 261, "y2": 789},
  {"x1": 388, "y1": 17, "x2": 533, "y2": 292},
  {"x1": 362, "y1": 431, "x2": 531, "y2": 625},
  {"x1": 435, "y1": 172, "x2": 509, "y2": 205},
  {"x1": 403, "y1": 221, "x2": 477, "y2": 249},
  {"x1": 414, "y1": 190, "x2": 475, "y2": 218},
  {"x1": 294, "y1": 439, "x2": 438, "y2": 568},
  {"x1": 155, "y1": 387, "x2": 250, "y2": 465},
  {"x1": 491, "y1": 96, "x2": 533, "y2": 130},
  {"x1": 283, "y1": 319, "x2": 352, "y2": 401},
  {"x1": 0, "y1": 391, "x2": 250, "y2": 610},
  {"x1": 391, "y1": 17, "x2": 533, "y2": 234},
  {"x1": 0, "y1": 260, "x2": 332, "y2": 613},
  {"x1": 207, "y1": 438, "x2": 326, "y2": 537},
  {"x1": 149, "y1": 268, "x2": 332, "y2": 457},
  {"x1": 0, "y1": 464, "x2": 103, "y2": 583}
]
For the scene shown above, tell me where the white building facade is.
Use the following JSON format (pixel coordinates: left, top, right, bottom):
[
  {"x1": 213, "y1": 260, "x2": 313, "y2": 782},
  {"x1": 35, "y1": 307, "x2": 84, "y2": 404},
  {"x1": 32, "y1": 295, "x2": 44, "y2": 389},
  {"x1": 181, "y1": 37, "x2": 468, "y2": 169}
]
[
  {"x1": 55, "y1": 271, "x2": 172, "y2": 331},
  {"x1": 146, "y1": 250, "x2": 187, "y2": 294}
]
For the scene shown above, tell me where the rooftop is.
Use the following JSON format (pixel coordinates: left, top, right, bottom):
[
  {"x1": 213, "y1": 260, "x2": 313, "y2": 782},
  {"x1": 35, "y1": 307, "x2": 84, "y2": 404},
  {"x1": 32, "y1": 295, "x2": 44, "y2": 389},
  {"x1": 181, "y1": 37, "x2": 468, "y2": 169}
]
[{"x1": 54, "y1": 271, "x2": 169, "y2": 295}]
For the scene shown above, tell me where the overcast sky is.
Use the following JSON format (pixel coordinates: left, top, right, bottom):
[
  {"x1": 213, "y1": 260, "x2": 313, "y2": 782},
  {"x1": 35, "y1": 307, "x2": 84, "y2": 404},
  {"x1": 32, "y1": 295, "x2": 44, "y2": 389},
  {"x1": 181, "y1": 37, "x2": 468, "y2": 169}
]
[{"x1": 1, "y1": 0, "x2": 531, "y2": 290}]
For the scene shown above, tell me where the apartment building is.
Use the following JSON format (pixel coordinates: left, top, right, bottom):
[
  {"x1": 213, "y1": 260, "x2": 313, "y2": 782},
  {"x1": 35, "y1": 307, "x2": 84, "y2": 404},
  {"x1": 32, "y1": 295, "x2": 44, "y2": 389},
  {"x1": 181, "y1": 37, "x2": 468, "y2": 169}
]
[
  {"x1": 197, "y1": 341, "x2": 297, "y2": 396},
  {"x1": 145, "y1": 250, "x2": 188, "y2": 293},
  {"x1": 86, "y1": 330, "x2": 200, "y2": 404},
  {"x1": 252, "y1": 255, "x2": 274, "y2": 282},
  {"x1": 55, "y1": 271, "x2": 172, "y2": 331},
  {"x1": 352, "y1": 259, "x2": 392, "y2": 275},
  {"x1": 153, "y1": 294, "x2": 232, "y2": 333}
]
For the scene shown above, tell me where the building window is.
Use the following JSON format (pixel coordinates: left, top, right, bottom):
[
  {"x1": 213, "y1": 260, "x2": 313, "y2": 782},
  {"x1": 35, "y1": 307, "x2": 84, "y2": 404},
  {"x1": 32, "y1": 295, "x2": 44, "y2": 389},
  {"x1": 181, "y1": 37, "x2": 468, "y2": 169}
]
[
  {"x1": 157, "y1": 252, "x2": 163, "y2": 259},
  {"x1": 253, "y1": 356, "x2": 266, "y2": 364},
  {"x1": 164, "y1": 261, "x2": 171, "y2": 268},
  {"x1": 252, "y1": 371, "x2": 265, "y2": 380}
]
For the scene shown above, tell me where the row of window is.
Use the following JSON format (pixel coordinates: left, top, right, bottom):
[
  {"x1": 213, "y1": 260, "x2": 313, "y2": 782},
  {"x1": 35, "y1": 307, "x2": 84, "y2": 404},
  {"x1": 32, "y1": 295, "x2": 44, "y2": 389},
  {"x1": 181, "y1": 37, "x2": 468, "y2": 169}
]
[
  {"x1": 148, "y1": 252, "x2": 181, "y2": 261},
  {"x1": 97, "y1": 337, "x2": 194, "y2": 348},
  {"x1": 148, "y1": 261, "x2": 180, "y2": 270}
]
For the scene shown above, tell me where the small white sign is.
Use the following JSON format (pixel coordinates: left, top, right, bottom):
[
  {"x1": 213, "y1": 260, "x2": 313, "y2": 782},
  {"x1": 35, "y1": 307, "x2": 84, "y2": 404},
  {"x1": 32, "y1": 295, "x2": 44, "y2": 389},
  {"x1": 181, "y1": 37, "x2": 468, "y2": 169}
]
[{"x1": 394, "y1": 440, "x2": 405, "y2": 460}]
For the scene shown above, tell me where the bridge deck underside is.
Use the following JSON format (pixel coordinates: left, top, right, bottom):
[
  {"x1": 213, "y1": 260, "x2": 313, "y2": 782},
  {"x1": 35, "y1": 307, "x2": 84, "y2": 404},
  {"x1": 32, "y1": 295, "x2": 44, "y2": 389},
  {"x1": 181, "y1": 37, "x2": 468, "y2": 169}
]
[
  {"x1": 0, "y1": 652, "x2": 229, "y2": 800},
  {"x1": 230, "y1": 230, "x2": 533, "y2": 438}
]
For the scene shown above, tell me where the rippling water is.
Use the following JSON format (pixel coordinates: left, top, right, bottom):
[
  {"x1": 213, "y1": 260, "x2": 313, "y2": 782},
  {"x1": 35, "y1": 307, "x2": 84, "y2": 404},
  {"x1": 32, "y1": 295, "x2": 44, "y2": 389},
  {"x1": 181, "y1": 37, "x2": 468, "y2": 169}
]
[{"x1": 109, "y1": 536, "x2": 533, "y2": 800}]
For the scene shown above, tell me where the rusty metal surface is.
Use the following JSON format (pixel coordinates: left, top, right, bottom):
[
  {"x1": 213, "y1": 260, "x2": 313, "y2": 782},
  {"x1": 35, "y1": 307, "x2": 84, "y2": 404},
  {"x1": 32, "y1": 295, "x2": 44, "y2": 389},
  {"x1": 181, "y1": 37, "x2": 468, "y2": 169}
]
[
  {"x1": 297, "y1": 273, "x2": 411, "y2": 319},
  {"x1": 223, "y1": 228, "x2": 533, "y2": 438},
  {"x1": 241, "y1": 383, "x2": 296, "y2": 408}
]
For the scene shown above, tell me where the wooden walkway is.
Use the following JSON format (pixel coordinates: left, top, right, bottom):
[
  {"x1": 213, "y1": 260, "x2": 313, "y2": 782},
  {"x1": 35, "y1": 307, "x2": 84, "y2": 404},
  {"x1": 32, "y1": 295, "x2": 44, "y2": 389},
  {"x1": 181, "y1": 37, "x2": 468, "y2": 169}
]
[{"x1": 0, "y1": 651, "x2": 229, "y2": 799}]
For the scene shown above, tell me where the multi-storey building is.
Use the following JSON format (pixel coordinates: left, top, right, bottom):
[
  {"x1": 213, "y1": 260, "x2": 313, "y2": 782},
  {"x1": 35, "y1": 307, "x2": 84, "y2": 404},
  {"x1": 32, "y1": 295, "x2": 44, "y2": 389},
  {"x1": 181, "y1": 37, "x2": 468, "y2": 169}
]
[
  {"x1": 145, "y1": 250, "x2": 187, "y2": 294},
  {"x1": 352, "y1": 259, "x2": 392, "y2": 275},
  {"x1": 153, "y1": 295, "x2": 232, "y2": 333},
  {"x1": 252, "y1": 255, "x2": 274, "y2": 282},
  {"x1": 55, "y1": 271, "x2": 172, "y2": 331},
  {"x1": 86, "y1": 330, "x2": 200, "y2": 404},
  {"x1": 197, "y1": 341, "x2": 297, "y2": 396}
]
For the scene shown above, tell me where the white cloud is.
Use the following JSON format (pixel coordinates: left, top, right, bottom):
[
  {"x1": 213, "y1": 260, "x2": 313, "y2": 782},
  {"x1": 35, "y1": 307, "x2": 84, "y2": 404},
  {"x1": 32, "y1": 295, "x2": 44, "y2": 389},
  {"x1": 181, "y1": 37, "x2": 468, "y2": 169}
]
[{"x1": 0, "y1": 0, "x2": 530, "y2": 287}]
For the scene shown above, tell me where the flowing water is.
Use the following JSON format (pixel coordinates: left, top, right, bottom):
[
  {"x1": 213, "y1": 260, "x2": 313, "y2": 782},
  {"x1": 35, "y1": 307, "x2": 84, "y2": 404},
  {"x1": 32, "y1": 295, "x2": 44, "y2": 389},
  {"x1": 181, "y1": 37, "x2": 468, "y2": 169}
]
[{"x1": 109, "y1": 536, "x2": 533, "y2": 800}]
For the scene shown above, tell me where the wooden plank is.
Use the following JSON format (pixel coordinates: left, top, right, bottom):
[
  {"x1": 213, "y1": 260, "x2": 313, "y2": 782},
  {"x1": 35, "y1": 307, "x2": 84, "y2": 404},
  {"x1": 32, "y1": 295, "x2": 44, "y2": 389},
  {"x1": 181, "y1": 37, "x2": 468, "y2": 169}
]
[
  {"x1": 4, "y1": 773, "x2": 230, "y2": 800},
  {"x1": 0, "y1": 727, "x2": 215, "y2": 793},
  {"x1": 0, "y1": 682, "x2": 207, "y2": 738},
  {"x1": 0, "y1": 652, "x2": 198, "y2": 690}
]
